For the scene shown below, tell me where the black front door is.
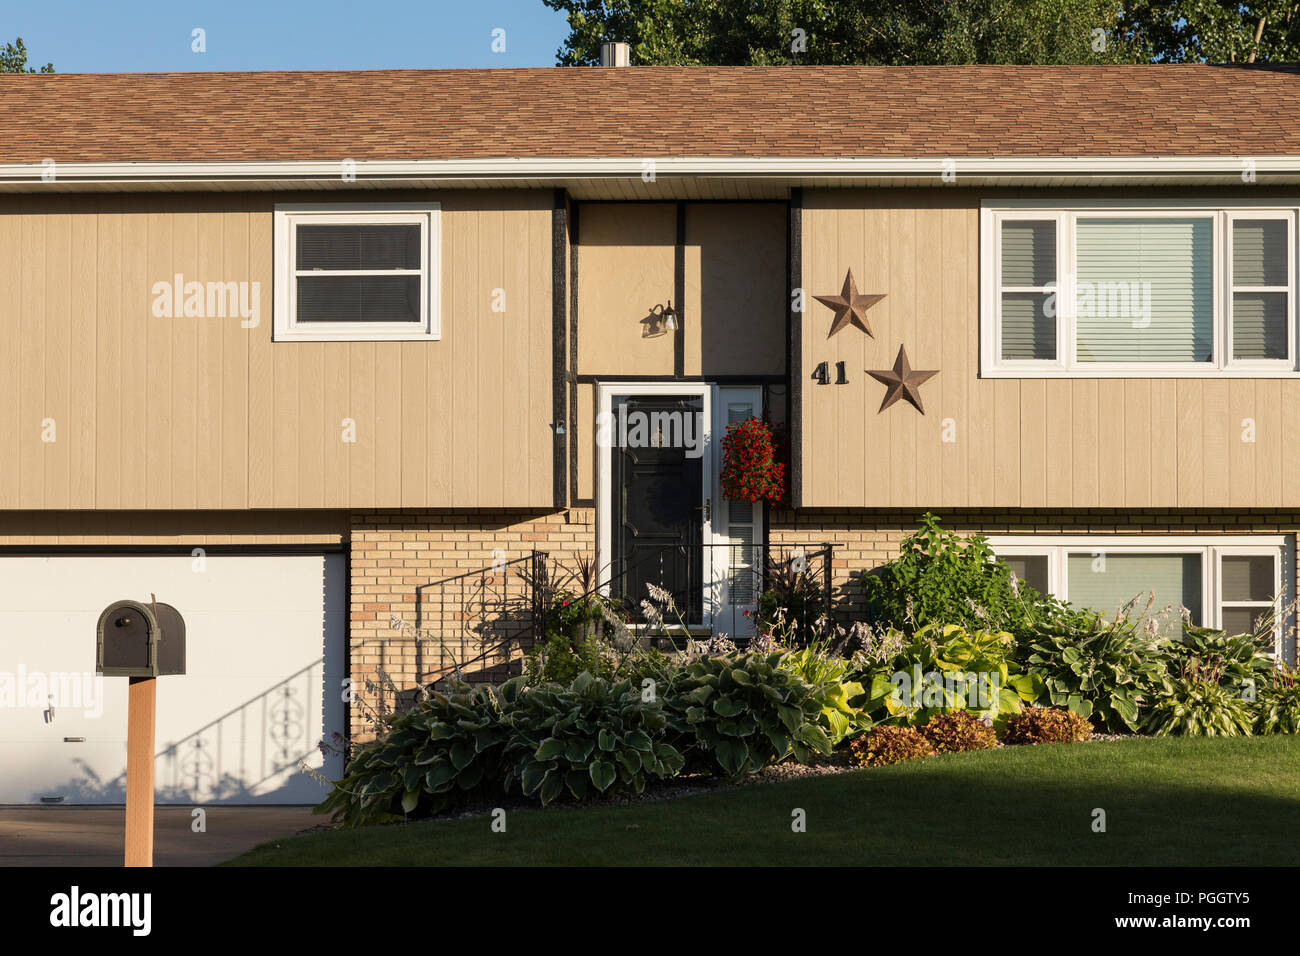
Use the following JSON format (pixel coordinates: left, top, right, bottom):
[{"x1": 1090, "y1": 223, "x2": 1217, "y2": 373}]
[{"x1": 611, "y1": 395, "x2": 704, "y2": 625}]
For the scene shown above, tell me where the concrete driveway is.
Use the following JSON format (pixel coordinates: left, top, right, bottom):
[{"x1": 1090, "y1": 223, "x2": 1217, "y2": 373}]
[{"x1": 0, "y1": 806, "x2": 321, "y2": 866}]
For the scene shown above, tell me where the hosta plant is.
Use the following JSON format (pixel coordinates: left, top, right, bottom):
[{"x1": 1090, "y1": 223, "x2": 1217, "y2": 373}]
[
  {"x1": 1165, "y1": 626, "x2": 1276, "y2": 694},
  {"x1": 1002, "y1": 706, "x2": 1093, "y2": 745},
  {"x1": 781, "y1": 641, "x2": 871, "y2": 746},
  {"x1": 665, "y1": 650, "x2": 832, "y2": 779},
  {"x1": 502, "y1": 671, "x2": 684, "y2": 805},
  {"x1": 1255, "y1": 666, "x2": 1300, "y2": 735},
  {"x1": 919, "y1": 710, "x2": 998, "y2": 754},
  {"x1": 315, "y1": 683, "x2": 511, "y2": 827},
  {"x1": 1021, "y1": 614, "x2": 1166, "y2": 732},
  {"x1": 851, "y1": 623, "x2": 1040, "y2": 725},
  {"x1": 1143, "y1": 660, "x2": 1255, "y2": 737},
  {"x1": 848, "y1": 725, "x2": 935, "y2": 767}
]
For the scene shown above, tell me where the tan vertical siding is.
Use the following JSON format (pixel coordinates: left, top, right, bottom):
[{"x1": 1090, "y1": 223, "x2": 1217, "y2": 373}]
[
  {"x1": 799, "y1": 188, "x2": 1300, "y2": 508},
  {"x1": 0, "y1": 190, "x2": 554, "y2": 509}
]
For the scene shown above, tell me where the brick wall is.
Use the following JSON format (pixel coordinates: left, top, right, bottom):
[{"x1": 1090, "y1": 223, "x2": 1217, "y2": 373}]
[{"x1": 347, "y1": 508, "x2": 596, "y2": 737}]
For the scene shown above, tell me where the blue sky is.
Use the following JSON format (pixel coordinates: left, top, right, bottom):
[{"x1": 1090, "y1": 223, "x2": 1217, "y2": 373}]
[{"x1": 6, "y1": 0, "x2": 572, "y2": 72}]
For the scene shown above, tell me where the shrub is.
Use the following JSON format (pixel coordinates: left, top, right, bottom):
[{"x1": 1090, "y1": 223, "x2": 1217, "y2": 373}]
[
  {"x1": 315, "y1": 683, "x2": 510, "y2": 827},
  {"x1": 665, "y1": 650, "x2": 832, "y2": 779},
  {"x1": 502, "y1": 671, "x2": 684, "y2": 805},
  {"x1": 919, "y1": 710, "x2": 998, "y2": 754},
  {"x1": 1256, "y1": 667, "x2": 1300, "y2": 734},
  {"x1": 523, "y1": 633, "x2": 607, "y2": 686},
  {"x1": 850, "y1": 622, "x2": 1041, "y2": 726},
  {"x1": 848, "y1": 725, "x2": 935, "y2": 767},
  {"x1": 1143, "y1": 660, "x2": 1256, "y2": 737},
  {"x1": 1021, "y1": 614, "x2": 1166, "y2": 732},
  {"x1": 861, "y1": 513, "x2": 1080, "y2": 638},
  {"x1": 781, "y1": 641, "x2": 871, "y2": 746},
  {"x1": 1002, "y1": 706, "x2": 1093, "y2": 745}
]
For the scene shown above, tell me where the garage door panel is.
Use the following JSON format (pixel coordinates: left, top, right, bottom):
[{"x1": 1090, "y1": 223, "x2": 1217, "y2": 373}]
[{"x1": 0, "y1": 553, "x2": 345, "y2": 805}]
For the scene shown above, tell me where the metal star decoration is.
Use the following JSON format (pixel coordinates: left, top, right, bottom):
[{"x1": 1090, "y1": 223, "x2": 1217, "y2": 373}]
[
  {"x1": 866, "y1": 345, "x2": 939, "y2": 414},
  {"x1": 814, "y1": 269, "x2": 885, "y2": 338}
]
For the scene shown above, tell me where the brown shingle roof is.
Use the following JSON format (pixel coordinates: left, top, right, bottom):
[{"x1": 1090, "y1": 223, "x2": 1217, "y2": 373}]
[{"x1": 0, "y1": 64, "x2": 1297, "y2": 164}]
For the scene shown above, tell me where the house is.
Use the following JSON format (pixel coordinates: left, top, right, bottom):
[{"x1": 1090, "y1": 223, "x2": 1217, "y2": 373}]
[{"x1": 1, "y1": 58, "x2": 1298, "y2": 805}]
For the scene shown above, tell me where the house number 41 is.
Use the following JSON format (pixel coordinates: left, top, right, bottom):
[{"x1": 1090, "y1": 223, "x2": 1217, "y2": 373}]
[{"x1": 811, "y1": 361, "x2": 848, "y2": 385}]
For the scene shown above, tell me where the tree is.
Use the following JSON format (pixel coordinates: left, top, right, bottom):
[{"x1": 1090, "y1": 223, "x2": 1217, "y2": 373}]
[
  {"x1": 1121, "y1": 1, "x2": 1300, "y2": 63},
  {"x1": 541, "y1": 0, "x2": 1146, "y2": 65},
  {"x1": 541, "y1": 0, "x2": 1300, "y2": 65},
  {"x1": 0, "y1": 37, "x2": 54, "y2": 73}
]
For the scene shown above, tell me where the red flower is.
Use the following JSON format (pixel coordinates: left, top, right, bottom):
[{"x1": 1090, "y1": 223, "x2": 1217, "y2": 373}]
[{"x1": 720, "y1": 417, "x2": 786, "y2": 505}]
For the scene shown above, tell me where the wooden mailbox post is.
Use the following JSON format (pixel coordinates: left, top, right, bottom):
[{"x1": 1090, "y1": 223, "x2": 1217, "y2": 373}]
[{"x1": 95, "y1": 596, "x2": 186, "y2": 868}]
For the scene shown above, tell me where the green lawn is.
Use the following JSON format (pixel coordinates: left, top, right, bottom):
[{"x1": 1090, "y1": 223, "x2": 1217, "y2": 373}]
[{"x1": 228, "y1": 736, "x2": 1300, "y2": 866}]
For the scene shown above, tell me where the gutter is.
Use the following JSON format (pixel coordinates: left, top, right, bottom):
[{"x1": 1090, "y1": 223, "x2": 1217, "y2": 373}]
[{"x1": 1, "y1": 155, "x2": 1298, "y2": 188}]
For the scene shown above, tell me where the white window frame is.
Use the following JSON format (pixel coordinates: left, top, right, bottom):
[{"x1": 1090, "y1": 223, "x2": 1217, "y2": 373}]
[
  {"x1": 986, "y1": 534, "x2": 1288, "y2": 656},
  {"x1": 273, "y1": 202, "x2": 441, "y2": 342},
  {"x1": 980, "y1": 199, "x2": 1298, "y2": 377}
]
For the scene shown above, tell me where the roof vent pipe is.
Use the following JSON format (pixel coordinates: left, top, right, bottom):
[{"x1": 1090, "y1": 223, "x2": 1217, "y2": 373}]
[{"x1": 600, "y1": 42, "x2": 631, "y2": 67}]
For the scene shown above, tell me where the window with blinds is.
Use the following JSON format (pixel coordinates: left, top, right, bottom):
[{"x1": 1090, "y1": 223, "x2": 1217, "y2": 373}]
[
  {"x1": 1231, "y1": 217, "x2": 1291, "y2": 362},
  {"x1": 273, "y1": 203, "x2": 440, "y2": 342},
  {"x1": 1074, "y1": 217, "x2": 1212, "y2": 364},
  {"x1": 999, "y1": 219, "x2": 1057, "y2": 361},
  {"x1": 985, "y1": 206, "x2": 1297, "y2": 375},
  {"x1": 986, "y1": 537, "x2": 1285, "y2": 653}
]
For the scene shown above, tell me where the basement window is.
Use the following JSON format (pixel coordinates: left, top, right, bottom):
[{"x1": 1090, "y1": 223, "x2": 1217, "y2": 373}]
[
  {"x1": 273, "y1": 203, "x2": 441, "y2": 341},
  {"x1": 987, "y1": 535, "x2": 1286, "y2": 653}
]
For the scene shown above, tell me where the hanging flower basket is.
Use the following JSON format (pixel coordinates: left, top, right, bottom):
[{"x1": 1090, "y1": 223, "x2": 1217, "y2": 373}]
[{"x1": 720, "y1": 417, "x2": 786, "y2": 505}]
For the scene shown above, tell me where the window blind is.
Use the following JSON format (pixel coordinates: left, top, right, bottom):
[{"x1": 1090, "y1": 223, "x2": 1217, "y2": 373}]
[
  {"x1": 1232, "y1": 219, "x2": 1289, "y2": 360},
  {"x1": 1066, "y1": 552, "x2": 1202, "y2": 637},
  {"x1": 1074, "y1": 217, "x2": 1212, "y2": 364},
  {"x1": 1000, "y1": 220, "x2": 1057, "y2": 360}
]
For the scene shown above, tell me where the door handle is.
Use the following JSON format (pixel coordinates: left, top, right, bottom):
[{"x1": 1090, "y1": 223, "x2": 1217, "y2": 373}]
[{"x1": 696, "y1": 498, "x2": 711, "y2": 522}]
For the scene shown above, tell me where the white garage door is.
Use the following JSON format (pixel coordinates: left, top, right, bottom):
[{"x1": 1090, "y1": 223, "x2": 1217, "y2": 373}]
[{"x1": 0, "y1": 552, "x2": 346, "y2": 805}]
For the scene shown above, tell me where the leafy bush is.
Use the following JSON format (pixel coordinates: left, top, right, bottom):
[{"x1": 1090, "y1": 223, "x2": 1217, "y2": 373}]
[
  {"x1": 1002, "y1": 706, "x2": 1093, "y2": 745},
  {"x1": 1143, "y1": 663, "x2": 1256, "y2": 737},
  {"x1": 850, "y1": 622, "x2": 1040, "y2": 725},
  {"x1": 919, "y1": 710, "x2": 998, "y2": 754},
  {"x1": 502, "y1": 671, "x2": 684, "y2": 805},
  {"x1": 861, "y1": 513, "x2": 1080, "y2": 638},
  {"x1": 848, "y1": 725, "x2": 935, "y2": 767},
  {"x1": 780, "y1": 641, "x2": 871, "y2": 746},
  {"x1": 315, "y1": 683, "x2": 510, "y2": 827},
  {"x1": 1255, "y1": 667, "x2": 1300, "y2": 735},
  {"x1": 665, "y1": 650, "x2": 832, "y2": 778},
  {"x1": 1021, "y1": 614, "x2": 1166, "y2": 732},
  {"x1": 523, "y1": 633, "x2": 608, "y2": 686}
]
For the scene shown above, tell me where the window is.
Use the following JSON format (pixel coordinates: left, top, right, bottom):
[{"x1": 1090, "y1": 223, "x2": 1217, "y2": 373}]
[
  {"x1": 273, "y1": 203, "x2": 440, "y2": 341},
  {"x1": 982, "y1": 203, "x2": 1296, "y2": 376},
  {"x1": 988, "y1": 536, "x2": 1285, "y2": 652}
]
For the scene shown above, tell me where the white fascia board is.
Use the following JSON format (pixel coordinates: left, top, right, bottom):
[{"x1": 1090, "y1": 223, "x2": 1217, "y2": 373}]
[{"x1": 3, "y1": 155, "x2": 1300, "y2": 185}]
